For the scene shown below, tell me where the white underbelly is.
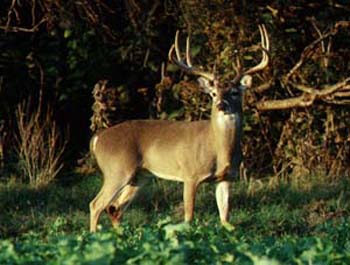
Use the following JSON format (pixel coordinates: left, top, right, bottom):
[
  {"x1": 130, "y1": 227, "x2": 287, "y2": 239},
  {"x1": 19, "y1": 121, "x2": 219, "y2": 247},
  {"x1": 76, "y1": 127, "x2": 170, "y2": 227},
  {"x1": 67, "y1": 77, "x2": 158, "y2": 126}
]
[{"x1": 147, "y1": 169, "x2": 212, "y2": 183}]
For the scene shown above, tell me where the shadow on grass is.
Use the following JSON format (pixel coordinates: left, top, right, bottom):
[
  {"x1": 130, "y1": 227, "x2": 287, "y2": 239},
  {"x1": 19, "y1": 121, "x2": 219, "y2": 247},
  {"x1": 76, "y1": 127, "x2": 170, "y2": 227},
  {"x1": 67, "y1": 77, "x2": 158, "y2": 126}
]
[
  {"x1": 0, "y1": 172, "x2": 182, "y2": 237},
  {"x1": 0, "y1": 173, "x2": 100, "y2": 237}
]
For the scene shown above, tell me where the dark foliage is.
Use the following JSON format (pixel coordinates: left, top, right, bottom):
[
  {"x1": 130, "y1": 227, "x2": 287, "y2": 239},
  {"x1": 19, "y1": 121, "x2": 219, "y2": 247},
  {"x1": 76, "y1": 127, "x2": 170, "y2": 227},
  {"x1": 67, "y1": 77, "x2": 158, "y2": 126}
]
[{"x1": 0, "y1": 0, "x2": 349, "y2": 180}]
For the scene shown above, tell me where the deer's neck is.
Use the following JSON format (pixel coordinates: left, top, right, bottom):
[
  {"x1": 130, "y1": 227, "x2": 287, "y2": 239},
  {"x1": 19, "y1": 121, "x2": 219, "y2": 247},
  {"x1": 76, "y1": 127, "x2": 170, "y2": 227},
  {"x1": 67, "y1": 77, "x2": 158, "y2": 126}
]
[
  {"x1": 210, "y1": 106, "x2": 242, "y2": 178},
  {"x1": 210, "y1": 106, "x2": 242, "y2": 139}
]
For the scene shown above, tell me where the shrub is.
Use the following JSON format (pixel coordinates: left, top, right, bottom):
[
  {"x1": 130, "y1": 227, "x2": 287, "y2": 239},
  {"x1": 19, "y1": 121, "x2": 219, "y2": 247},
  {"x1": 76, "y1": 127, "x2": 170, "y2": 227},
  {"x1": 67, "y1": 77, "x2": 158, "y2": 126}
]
[{"x1": 15, "y1": 100, "x2": 67, "y2": 188}]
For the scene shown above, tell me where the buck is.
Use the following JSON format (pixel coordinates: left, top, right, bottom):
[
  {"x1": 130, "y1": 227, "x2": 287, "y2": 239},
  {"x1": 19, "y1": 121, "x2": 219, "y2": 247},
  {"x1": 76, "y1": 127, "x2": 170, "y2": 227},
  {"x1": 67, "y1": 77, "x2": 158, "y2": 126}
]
[{"x1": 89, "y1": 25, "x2": 270, "y2": 232}]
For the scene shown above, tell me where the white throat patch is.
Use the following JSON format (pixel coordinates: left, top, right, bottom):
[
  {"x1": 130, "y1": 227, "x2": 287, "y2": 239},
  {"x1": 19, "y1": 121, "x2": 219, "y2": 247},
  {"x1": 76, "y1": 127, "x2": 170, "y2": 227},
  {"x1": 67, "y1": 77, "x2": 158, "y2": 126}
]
[{"x1": 216, "y1": 112, "x2": 239, "y2": 129}]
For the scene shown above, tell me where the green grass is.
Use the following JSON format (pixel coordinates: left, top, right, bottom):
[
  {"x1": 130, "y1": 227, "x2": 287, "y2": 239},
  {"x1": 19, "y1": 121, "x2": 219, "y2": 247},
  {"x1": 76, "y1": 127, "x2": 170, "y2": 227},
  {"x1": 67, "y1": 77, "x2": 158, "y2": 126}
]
[{"x1": 0, "y1": 174, "x2": 350, "y2": 264}]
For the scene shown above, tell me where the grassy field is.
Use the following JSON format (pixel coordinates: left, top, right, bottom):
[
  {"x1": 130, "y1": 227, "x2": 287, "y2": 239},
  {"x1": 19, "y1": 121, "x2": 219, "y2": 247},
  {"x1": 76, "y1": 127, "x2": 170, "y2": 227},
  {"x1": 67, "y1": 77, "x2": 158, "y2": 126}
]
[{"x1": 0, "y1": 174, "x2": 350, "y2": 264}]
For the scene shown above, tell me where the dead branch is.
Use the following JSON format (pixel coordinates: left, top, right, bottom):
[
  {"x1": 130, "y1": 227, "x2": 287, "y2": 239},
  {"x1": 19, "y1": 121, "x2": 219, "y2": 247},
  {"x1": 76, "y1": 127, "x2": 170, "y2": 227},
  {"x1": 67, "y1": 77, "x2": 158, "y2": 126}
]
[
  {"x1": 254, "y1": 79, "x2": 274, "y2": 93},
  {"x1": 0, "y1": 18, "x2": 46, "y2": 33},
  {"x1": 292, "y1": 77, "x2": 350, "y2": 96},
  {"x1": 257, "y1": 77, "x2": 350, "y2": 110},
  {"x1": 283, "y1": 21, "x2": 349, "y2": 83},
  {"x1": 257, "y1": 94, "x2": 316, "y2": 110},
  {"x1": 310, "y1": 17, "x2": 332, "y2": 68},
  {"x1": 256, "y1": 21, "x2": 350, "y2": 111}
]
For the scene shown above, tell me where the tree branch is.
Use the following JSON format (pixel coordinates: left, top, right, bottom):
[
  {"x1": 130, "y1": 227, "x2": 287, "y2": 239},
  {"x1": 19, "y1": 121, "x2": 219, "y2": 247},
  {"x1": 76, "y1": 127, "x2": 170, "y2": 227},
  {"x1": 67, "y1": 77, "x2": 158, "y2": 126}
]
[
  {"x1": 283, "y1": 22, "x2": 348, "y2": 83},
  {"x1": 0, "y1": 18, "x2": 46, "y2": 33},
  {"x1": 257, "y1": 21, "x2": 350, "y2": 111},
  {"x1": 256, "y1": 94, "x2": 316, "y2": 111}
]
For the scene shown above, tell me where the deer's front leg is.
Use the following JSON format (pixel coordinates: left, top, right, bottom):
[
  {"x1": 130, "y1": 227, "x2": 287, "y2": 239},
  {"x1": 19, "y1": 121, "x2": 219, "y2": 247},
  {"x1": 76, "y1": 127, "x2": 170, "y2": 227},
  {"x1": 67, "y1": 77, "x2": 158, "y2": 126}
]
[
  {"x1": 215, "y1": 163, "x2": 230, "y2": 181},
  {"x1": 216, "y1": 180, "x2": 230, "y2": 224},
  {"x1": 214, "y1": 143, "x2": 233, "y2": 181},
  {"x1": 183, "y1": 181, "x2": 197, "y2": 222}
]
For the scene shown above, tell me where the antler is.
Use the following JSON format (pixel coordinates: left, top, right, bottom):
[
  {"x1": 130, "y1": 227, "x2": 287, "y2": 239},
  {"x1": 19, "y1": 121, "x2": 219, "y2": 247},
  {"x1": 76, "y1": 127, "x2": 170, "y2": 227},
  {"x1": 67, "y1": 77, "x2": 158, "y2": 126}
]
[
  {"x1": 168, "y1": 31, "x2": 215, "y2": 81},
  {"x1": 233, "y1": 24, "x2": 270, "y2": 83},
  {"x1": 244, "y1": 25, "x2": 270, "y2": 75}
]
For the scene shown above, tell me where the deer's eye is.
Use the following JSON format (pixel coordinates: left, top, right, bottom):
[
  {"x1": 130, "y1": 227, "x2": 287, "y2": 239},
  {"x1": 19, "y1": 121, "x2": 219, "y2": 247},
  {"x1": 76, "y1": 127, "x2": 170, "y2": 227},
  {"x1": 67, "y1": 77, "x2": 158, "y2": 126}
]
[{"x1": 211, "y1": 92, "x2": 217, "y2": 97}]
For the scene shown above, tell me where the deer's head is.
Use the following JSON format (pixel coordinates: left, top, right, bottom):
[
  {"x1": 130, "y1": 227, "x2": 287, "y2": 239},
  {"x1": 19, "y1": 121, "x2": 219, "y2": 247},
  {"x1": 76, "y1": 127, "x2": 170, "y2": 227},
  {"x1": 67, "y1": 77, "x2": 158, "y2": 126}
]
[{"x1": 168, "y1": 25, "x2": 270, "y2": 116}]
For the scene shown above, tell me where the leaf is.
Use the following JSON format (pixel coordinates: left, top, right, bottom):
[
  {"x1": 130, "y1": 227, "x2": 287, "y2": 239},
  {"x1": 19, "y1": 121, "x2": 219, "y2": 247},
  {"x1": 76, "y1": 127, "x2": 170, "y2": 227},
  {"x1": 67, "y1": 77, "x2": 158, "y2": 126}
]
[
  {"x1": 64, "y1": 29, "x2": 72, "y2": 38},
  {"x1": 222, "y1": 222, "x2": 236, "y2": 232},
  {"x1": 163, "y1": 222, "x2": 190, "y2": 239}
]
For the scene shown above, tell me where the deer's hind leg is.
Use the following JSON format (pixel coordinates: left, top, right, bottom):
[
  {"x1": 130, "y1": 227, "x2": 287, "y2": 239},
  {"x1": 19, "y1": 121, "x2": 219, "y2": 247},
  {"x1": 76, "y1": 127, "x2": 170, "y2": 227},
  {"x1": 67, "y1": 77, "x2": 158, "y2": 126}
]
[
  {"x1": 106, "y1": 183, "x2": 141, "y2": 227},
  {"x1": 89, "y1": 171, "x2": 136, "y2": 232}
]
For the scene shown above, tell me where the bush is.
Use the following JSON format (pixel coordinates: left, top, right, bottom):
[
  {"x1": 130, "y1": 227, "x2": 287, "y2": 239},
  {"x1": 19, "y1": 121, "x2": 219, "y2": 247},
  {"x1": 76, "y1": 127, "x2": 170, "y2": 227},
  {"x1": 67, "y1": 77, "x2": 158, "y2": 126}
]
[{"x1": 15, "y1": 100, "x2": 67, "y2": 188}]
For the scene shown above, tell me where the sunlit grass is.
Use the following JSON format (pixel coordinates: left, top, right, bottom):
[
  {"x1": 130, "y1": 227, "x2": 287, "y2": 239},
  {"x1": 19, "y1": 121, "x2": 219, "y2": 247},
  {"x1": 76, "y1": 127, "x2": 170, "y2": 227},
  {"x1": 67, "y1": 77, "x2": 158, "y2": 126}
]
[{"x1": 1, "y1": 174, "x2": 349, "y2": 237}]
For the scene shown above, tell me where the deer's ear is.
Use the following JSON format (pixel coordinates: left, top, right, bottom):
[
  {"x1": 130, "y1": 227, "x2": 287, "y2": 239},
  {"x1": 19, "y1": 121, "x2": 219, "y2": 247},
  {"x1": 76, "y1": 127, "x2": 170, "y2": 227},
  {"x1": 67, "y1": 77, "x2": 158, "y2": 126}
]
[
  {"x1": 198, "y1": 77, "x2": 216, "y2": 95},
  {"x1": 240, "y1": 75, "x2": 252, "y2": 89},
  {"x1": 197, "y1": 77, "x2": 210, "y2": 89}
]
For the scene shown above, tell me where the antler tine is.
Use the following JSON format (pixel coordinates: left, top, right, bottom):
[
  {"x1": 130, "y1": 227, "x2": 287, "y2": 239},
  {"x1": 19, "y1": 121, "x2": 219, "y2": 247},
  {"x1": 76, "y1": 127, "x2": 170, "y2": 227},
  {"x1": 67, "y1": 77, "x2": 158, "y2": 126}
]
[
  {"x1": 260, "y1": 24, "x2": 270, "y2": 64},
  {"x1": 186, "y1": 35, "x2": 193, "y2": 67},
  {"x1": 232, "y1": 57, "x2": 243, "y2": 84},
  {"x1": 174, "y1": 30, "x2": 182, "y2": 62},
  {"x1": 168, "y1": 30, "x2": 215, "y2": 81},
  {"x1": 259, "y1": 25, "x2": 269, "y2": 66},
  {"x1": 262, "y1": 24, "x2": 270, "y2": 51},
  {"x1": 243, "y1": 24, "x2": 270, "y2": 75}
]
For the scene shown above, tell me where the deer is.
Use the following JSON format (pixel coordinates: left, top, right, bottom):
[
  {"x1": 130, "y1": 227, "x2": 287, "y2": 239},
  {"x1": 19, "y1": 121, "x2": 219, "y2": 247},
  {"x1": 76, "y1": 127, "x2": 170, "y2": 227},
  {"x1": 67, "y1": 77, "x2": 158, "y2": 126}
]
[{"x1": 89, "y1": 25, "x2": 270, "y2": 232}]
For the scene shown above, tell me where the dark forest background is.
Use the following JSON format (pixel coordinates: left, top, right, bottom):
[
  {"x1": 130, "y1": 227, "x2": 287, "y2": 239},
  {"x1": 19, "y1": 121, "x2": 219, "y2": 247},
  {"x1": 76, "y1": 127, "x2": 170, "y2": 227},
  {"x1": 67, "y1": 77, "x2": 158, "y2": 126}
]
[{"x1": 0, "y1": 0, "x2": 349, "y2": 186}]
